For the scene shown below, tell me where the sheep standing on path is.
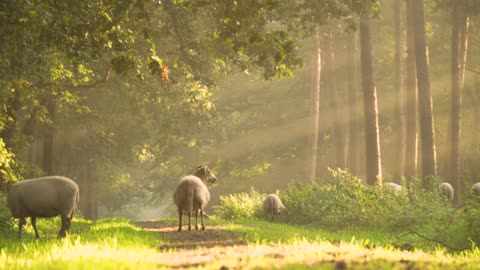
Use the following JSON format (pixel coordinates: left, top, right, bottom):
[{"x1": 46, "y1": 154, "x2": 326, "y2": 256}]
[
  {"x1": 439, "y1": 182, "x2": 454, "y2": 201},
  {"x1": 173, "y1": 166, "x2": 217, "y2": 232},
  {"x1": 7, "y1": 176, "x2": 79, "y2": 240},
  {"x1": 263, "y1": 194, "x2": 285, "y2": 221}
]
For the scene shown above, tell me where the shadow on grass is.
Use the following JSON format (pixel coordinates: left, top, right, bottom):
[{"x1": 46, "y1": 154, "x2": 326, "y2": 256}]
[{"x1": 136, "y1": 220, "x2": 248, "y2": 250}]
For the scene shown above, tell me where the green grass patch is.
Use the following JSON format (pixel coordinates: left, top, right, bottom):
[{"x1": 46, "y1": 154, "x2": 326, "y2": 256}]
[{"x1": 0, "y1": 218, "x2": 162, "y2": 270}]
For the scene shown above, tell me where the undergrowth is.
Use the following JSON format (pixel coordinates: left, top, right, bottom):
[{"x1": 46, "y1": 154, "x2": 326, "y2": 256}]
[{"x1": 215, "y1": 168, "x2": 480, "y2": 252}]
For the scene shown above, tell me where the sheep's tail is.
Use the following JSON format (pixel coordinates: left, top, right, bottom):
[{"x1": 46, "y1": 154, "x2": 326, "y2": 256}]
[
  {"x1": 185, "y1": 186, "x2": 194, "y2": 213},
  {"x1": 71, "y1": 190, "x2": 80, "y2": 220}
]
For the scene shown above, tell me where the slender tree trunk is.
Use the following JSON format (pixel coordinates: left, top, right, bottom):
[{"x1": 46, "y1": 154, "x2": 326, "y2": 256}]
[
  {"x1": 324, "y1": 31, "x2": 346, "y2": 169},
  {"x1": 347, "y1": 30, "x2": 360, "y2": 176},
  {"x1": 360, "y1": 16, "x2": 383, "y2": 186},
  {"x1": 393, "y1": 0, "x2": 406, "y2": 183},
  {"x1": 42, "y1": 101, "x2": 56, "y2": 175},
  {"x1": 449, "y1": 3, "x2": 469, "y2": 203},
  {"x1": 405, "y1": 0, "x2": 418, "y2": 179},
  {"x1": 413, "y1": 0, "x2": 437, "y2": 184},
  {"x1": 309, "y1": 29, "x2": 321, "y2": 181}
]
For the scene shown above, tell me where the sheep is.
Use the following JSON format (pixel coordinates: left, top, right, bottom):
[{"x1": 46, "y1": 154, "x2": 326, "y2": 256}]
[
  {"x1": 173, "y1": 166, "x2": 216, "y2": 232},
  {"x1": 263, "y1": 194, "x2": 285, "y2": 221},
  {"x1": 439, "y1": 182, "x2": 454, "y2": 201},
  {"x1": 384, "y1": 182, "x2": 402, "y2": 193},
  {"x1": 7, "y1": 176, "x2": 79, "y2": 240},
  {"x1": 472, "y1": 182, "x2": 480, "y2": 196}
]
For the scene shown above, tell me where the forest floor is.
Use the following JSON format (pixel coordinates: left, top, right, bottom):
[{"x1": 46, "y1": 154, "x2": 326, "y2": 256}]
[{"x1": 135, "y1": 220, "x2": 479, "y2": 270}]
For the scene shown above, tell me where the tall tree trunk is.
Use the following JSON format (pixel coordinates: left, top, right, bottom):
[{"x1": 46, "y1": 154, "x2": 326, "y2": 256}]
[
  {"x1": 309, "y1": 29, "x2": 322, "y2": 181},
  {"x1": 393, "y1": 0, "x2": 406, "y2": 183},
  {"x1": 324, "y1": 31, "x2": 346, "y2": 169},
  {"x1": 405, "y1": 0, "x2": 418, "y2": 179},
  {"x1": 347, "y1": 30, "x2": 360, "y2": 176},
  {"x1": 413, "y1": 0, "x2": 437, "y2": 184},
  {"x1": 449, "y1": 3, "x2": 469, "y2": 203},
  {"x1": 42, "y1": 101, "x2": 56, "y2": 175},
  {"x1": 360, "y1": 16, "x2": 383, "y2": 186}
]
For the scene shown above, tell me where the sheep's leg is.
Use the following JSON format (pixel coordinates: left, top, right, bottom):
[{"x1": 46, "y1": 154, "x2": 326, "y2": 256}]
[
  {"x1": 177, "y1": 208, "x2": 183, "y2": 232},
  {"x1": 31, "y1": 217, "x2": 40, "y2": 238},
  {"x1": 195, "y1": 210, "x2": 199, "y2": 231},
  {"x1": 18, "y1": 217, "x2": 26, "y2": 240},
  {"x1": 58, "y1": 215, "x2": 69, "y2": 238},
  {"x1": 200, "y1": 209, "x2": 205, "y2": 231},
  {"x1": 187, "y1": 211, "x2": 192, "y2": 231}
]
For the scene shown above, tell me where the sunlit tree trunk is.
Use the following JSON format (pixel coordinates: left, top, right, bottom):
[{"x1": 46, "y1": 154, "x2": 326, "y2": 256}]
[
  {"x1": 449, "y1": 3, "x2": 469, "y2": 203},
  {"x1": 309, "y1": 29, "x2": 321, "y2": 181},
  {"x1": 405, "y1": 0, "x2": 418, "y2": 180},
  {"x1": 360, "y1": 16, "x2": 383, "y2": 186},
  {"x1": 393, "y1": 0, "x2": 406, "y2": 183},
  {"x1": 347, "y1": 30, "x2": 360, "y2": 176},
  {"x1": 324, "y1": 31, "x2": 346, "y2": 169},
  {"x1": 413, "y1": 0, "x2": 437, "y2": 184}
]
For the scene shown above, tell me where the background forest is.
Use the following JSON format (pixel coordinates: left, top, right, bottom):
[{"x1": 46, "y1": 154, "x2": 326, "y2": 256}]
[{"x1": 1, "y1": 0, "x2": 480, "y2": 222}]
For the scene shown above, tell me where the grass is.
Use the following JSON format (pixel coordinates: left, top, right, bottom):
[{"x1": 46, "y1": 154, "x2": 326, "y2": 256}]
[{"x1": 0, "y1": 217, "x2": 479, "y2": 269}]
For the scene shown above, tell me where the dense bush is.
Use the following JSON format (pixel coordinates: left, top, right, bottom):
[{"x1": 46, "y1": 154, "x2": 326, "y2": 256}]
[
  {"x1": 215, "y1": 169, "x2": 480, "y2": 250},
  {"x1": 215, "y1": 187, "x2": 267, "y2": 220},
  {"x1": 0, "y1": 193, "x2": 15, "y2": 238}
]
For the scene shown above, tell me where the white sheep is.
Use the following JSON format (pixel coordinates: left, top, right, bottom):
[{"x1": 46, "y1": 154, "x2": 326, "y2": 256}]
[
  {"x1": 7, "y1": 176, "x2": 79, "y2": 239},
  {"x1": 263, "y1": 193, "x2": 285, "y2": 221},
  {"x1": 472, "y1": 182, "x2": 480, "y2": 196},
  {"x1": 384, "y1": 182, "x2": 402, "y2": 193},
  {"x1": 439, "y1": 182, "x2": 454, "y2": 201},
  {"x1": 173, "y1": 166, "x2": 216, "y2": 231}
]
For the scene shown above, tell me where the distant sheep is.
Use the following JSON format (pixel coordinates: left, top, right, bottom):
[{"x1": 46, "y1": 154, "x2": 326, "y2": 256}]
[
  {"x1": 7, "y1": 176, "x2": 79, "y2": 240},
  {"x1": 439, "y1": 182, "x2": 454, "y2": 201},
  {"x1": 173, "y1": 166, "x2": 217, "y2": 232},
  {"x1": 263, "y1": 194, "x2": 285, "y2": 221},
  {"x1": 384, "y1": 182, "x2": 402, "y2": 193},
  {"x1": 472, "y1": 182, "x2": 480, "y2": 196}
]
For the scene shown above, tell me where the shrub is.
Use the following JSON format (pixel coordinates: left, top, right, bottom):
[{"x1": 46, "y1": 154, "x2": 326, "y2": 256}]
[
  {"x1": 0, "y1": 193, "x2": 15, "y2": 238},
  {"x1": 215, "y1": 187, "x2": 266, "y2": 220}
]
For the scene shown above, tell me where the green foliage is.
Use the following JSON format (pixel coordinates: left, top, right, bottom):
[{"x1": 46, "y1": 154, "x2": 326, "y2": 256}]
[
  {"x1": 0, "y1": 194, "x2": 15, "y2": 238},
  {"x1": 216, "y1": 169, "x2": 480, "y2": 251},
  {"x1": 215, "y1": 187, "x2": 266, "y2": 220}
]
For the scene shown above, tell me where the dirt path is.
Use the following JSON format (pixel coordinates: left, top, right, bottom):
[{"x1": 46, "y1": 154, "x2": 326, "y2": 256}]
[{"x1": 135, "y1": 221, "x2": 352, "y2": 269}]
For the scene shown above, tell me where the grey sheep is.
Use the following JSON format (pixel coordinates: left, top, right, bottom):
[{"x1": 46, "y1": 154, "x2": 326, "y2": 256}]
[
  {"x1": 263, "y1": 194, "x2": 285, "y2": 221},
  {"x1": 472, "y1": 182, "x2": 480, "y2": 196},
  {"x1": 7, "y1": 176, "x2": 79, "y2": 240},
  {"x1": 173, "y1": 166, "x2": 217, "y2": 232},
  {"x1": 439, "y1": 182, "x2": 454, "y2": 201}
]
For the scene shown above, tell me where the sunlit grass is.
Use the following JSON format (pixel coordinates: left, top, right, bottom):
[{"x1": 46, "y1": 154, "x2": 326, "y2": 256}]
[{"x1": 0, "y1": 217, "x2": 479, "y2": 269}]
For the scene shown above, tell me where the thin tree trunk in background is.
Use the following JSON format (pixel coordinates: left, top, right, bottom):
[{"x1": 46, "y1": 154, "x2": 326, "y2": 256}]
[
  {"x1": 413, "y1": 0, "x2": 437, "y2": 184},
  {"x1": 449, "y1": 3, "x2": 469, "y2": 203},
  {"x1": 405, "y1": 0, "x2": 418, "y2": 180},
  {"x1": 347, "y1": 30, "x2": 360, "y2": 176},
  {"x1": 42, "y1": 101, "x2": 56, "y2": 175},
  {"x1": 309, "y1": 29, "x2": 321, "y2": 181},
  {"x1": 360, "y1": 16, "x2": 383, "y2": 186},
  {"x1": 393, "y1": 0, "x2": 406, "y2": 183},
  {"x1": 324, "y1": 31, "x2": 346, "y2": 169}
]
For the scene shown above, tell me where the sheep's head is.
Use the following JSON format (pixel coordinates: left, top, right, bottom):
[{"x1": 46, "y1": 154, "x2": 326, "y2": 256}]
[{"x1": 194, "y1": 166, "x2": 217, "y2": 184}]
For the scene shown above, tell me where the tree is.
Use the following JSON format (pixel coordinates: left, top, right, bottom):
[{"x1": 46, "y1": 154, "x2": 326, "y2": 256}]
[
  {"x1": 405, "y1": 0, "x2": 418, "y2": 179},
  {"x1": 347, "y1": 30, "x2": 360, "y2": 176},
  {"x1": 360, "y1": 16, "x2": 383, "y2": 185},
  {"x1": 413, "y1": 0, "x2": 438, "y2": 182},
  {"x1": 393, "y1": 0, "x2": 406, "y2": 182},
  {"x1": 449, "y1": 2, "x2": 469, "y2": 203},
  {"x1": 309, "y1": 29, "x2": 321, "y2": 181},
  {"x1": 324, "y1": 30, "x2": 346, "y2": 169}
]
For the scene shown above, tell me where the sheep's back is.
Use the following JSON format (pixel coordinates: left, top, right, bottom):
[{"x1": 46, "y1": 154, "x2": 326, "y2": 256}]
[
  {"x1": 7, "y1": 176, "x2": 79, "y2": 218},
  {"x1": 173, "y1": 175, "x2": 210, "y2": 210},
  {"x1": 263, "y1": 194, "x2": 283, "y2": 213}
]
